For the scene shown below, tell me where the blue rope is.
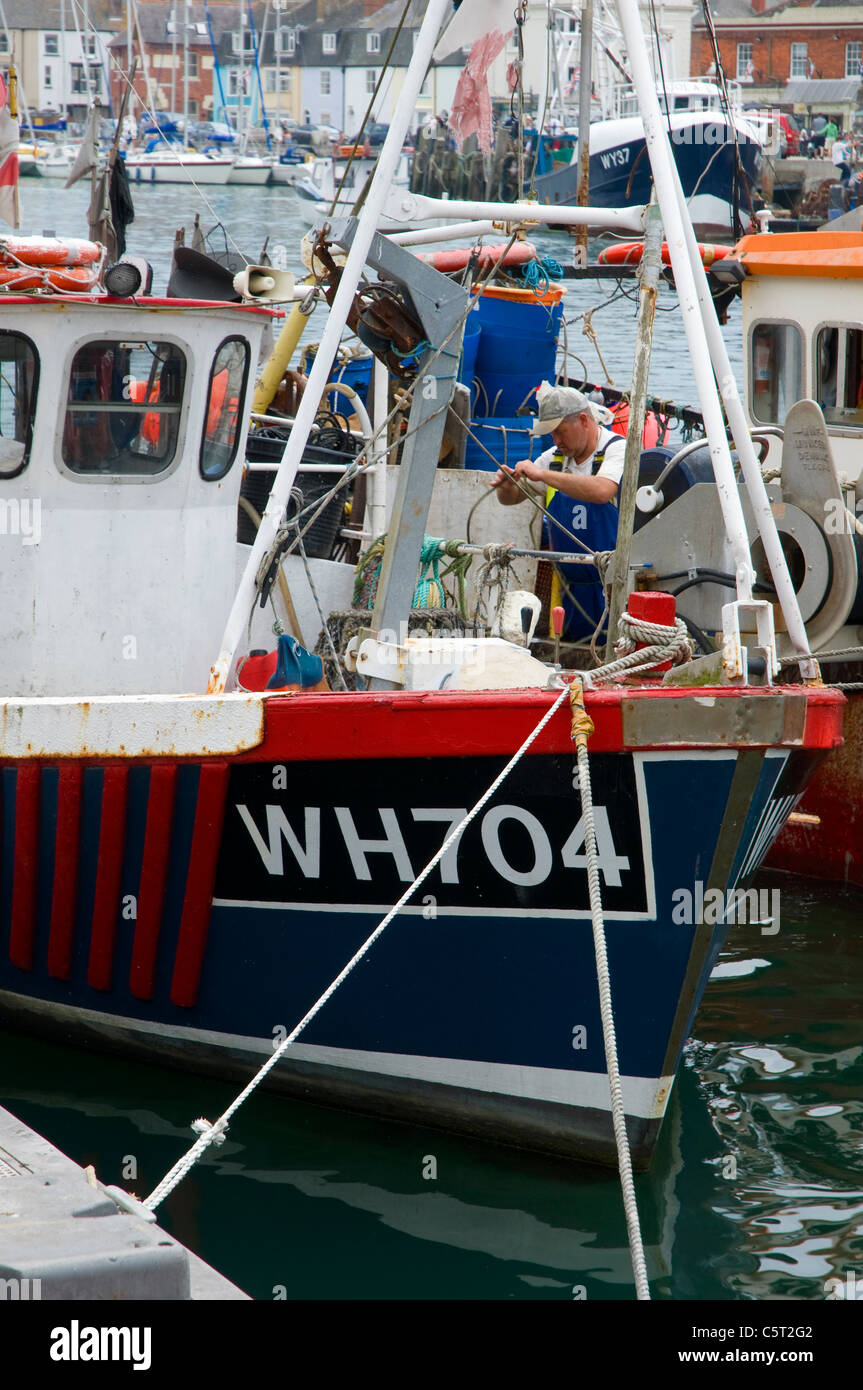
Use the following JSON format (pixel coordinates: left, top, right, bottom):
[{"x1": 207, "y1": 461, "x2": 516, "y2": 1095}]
[{"x1": 517, "y1": 256, "x2": 564, "y2": 298}]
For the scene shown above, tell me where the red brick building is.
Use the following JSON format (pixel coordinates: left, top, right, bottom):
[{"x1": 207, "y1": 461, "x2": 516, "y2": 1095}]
[{"x1": 692, "y1": 2, "x2": 863, "y2": 128}]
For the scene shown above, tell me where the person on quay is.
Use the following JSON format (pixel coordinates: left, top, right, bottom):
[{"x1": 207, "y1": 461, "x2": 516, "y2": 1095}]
[{"x1": 492, "y1": 383, "x2": 625, "y2": 641}]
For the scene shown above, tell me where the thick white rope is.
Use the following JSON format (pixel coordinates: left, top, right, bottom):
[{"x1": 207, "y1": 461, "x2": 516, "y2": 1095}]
[
  {"x1": 590, "y1": 612, "x2": 693, "y2": 684},
  {"x1": 570, "y1": 678, "x2": 651, "y2": 1300},
  {"x1": 142, "y1": 682, "x2": 570, "y2": 1211}
]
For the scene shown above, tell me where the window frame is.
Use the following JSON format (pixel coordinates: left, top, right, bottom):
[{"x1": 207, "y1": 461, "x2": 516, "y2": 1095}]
[
  {"x1": 58, "y1": 334, "x2": 189, "y2": 484},
  {"x1": 367, "y1": 33, "x2": 380, "y2": 54},
  {"x1": 813, "y1": 319, "x2": 863, "y2": 434},
  {"x1": 736, "y1": 42, "x2": 753, "y2": 82},
  {"x1": 0, "y1": 330, "x2": 40, "y2": 480},
  {"x1": 789, "y1": 42, "x2": 807, "y2": 79},
  {"x1": 320, "y1": 68, "x2": 331, "y2": 96},
  {"x1": 44, "y1": 33, "x2": 59, "y2": 56},
  {"x1": 199, "y1": 335, "x2": 251, "y2": 482},
  {"x1": 846, "y1": 41, "x2": 862, "y2": 79},
  {"x1": 746, "y1": 318, "x2": 806, "y2": 428},
  {"x1": 322, "y1": 32, "x2": 336, "y2": 55}
]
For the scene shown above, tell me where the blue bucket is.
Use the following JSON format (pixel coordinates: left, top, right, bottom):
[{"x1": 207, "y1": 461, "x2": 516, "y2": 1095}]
[
  {"x1": 464, "y1": 416, "x2": 553, "y2": 472},
  {"x1": 328, "y1": 354, "x2": 373, "y2": 412}
]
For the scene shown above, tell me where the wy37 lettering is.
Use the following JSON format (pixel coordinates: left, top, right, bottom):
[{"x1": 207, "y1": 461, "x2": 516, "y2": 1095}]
[{"x1": 236, "y1": 801, "x2": 630, "y2": 887}]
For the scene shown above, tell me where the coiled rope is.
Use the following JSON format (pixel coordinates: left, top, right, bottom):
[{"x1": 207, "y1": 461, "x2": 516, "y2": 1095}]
[
  {"x1": 142, "y1": 683, "x2": 570, "y2": 1214},
  {"x1": 590, "y1": 611, "x2": 693, "y2": 683},
  {"x1": 570, "y1": 677, "x2": 651, "y2": 1300}
]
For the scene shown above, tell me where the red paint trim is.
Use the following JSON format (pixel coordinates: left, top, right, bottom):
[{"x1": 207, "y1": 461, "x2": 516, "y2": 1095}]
[
  {"x1": 170, "y1": 762, "x2": 230, "y2": 1008},
  {"x1": 9, "y1": 764, "x2": 41, "y2": 971},
  {"x1": 242, "y1": 685, "x2": 845, "y2": 765},
  {"x1": 129, "y1": 763, "x2": 178, "y2": 1001},
  {"x1": 47, "y1": 763, "x2": 84, "y2": 980},
  {"x1": 87, "y1": 766, "x2": 129, "y2": 991}
]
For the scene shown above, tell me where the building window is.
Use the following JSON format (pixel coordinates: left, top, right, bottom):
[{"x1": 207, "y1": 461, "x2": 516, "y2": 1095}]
[
  {"x1": 789, "y1": 43, "x2": 807, "y2": 79},
  {"x1": 736, "y1": 42, "x2": 753, "y2": 83},
  {"x1": 44, "y1": 65, "x2": 53, "y2": 88},
  {"x1": 265, "y1": 68, "x2": 275, "y2": 93},
  {"x1": 366, "y1": 68, "x2": 377, "y2": 95},
  {"x1": 322, "y1": 33, "x2": 336, "y2": 54},
  {"x1": 44, "y1": 34, "x2": 59, "y2": 56},
  {"x1": 321, "y1": 69, "x2": 331, "y2": 95},
  {"x1": 846, "y1": 41, "x2": 862, "y2": 79},
  {"x1": 84, "y1": 33, "x2": 98, "y2": 58},
  {"x1": 70, "y1": 63, "x2": 102, "y2": 95},
  {"x1": 63, "y1": 340, "x2": 187, "y2": 477},
  {"x1": 367, "y1": 33, "x2": 380, "y2": 54},
  {"x1": 228, "y1": 67, "x2": 240, "y2": 96},
  {"x1": 187, "y1": 51, "x2": 199, "y2": 79},
  {"x1": 277, "y1": 28, "x2": 295, "y2": 56},
  {"x1": 0, "y1": 35, "x2": 8, "y2": 54},
  {"x1": 280, "y1": 72, "x2": 291, "y2": 93}
]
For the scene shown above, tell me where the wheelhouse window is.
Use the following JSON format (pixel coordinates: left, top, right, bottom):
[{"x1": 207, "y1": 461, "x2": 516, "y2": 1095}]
[
  {"x1": 0, "y1": 332, "x2": 39, "y2": 477},
  {"x1": 62, "y1": 340, "x2": 186, "y2": 475},
  {"x1": 750, "y1": 322, "x2": 804, "y2": 425},
  {"x1": 200, "y1": 337, "x2": 250, "y2": 480},
  {"x1": 816, "y1": 325, "x2": 863, "y2": 427}
]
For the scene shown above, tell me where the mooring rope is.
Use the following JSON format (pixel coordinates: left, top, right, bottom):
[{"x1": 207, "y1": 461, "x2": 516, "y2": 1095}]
[
  {"x1": 569, "y1": 677, "x2": 651, "y2": 1300},
  {"x1": 142, "y1": 683, "x2": 571, "y2": 1213}
]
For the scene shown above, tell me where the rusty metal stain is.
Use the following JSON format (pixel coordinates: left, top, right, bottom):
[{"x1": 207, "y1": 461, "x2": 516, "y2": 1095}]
[{"x1": 621, "y1": 694, "x2": 807, "y2": 747}]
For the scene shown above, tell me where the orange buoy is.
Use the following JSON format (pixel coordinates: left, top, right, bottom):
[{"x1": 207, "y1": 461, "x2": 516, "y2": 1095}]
[
  {"x1": 598, "y1": 241, "x2": 731, "y2": 268},
  {"x1": 417, "y1": 241, "x2": 538, "y2": 273},
  {"x1": 0, "y1": 235, "x2": 103, "y2": 267},
  {"x1": 0, "y1": 264, "x2": 101, "y2": 292}
]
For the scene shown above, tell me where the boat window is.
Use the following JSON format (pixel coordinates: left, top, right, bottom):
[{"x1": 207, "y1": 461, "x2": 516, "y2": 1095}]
[
  {"x1": 816, "y1": 325, "x2": 863, "y2": 428},
  {"x1": 200, "y1": 336, "x2": 250, "y2": 481},
  {"x1": 0, "y1": 331, "x2": 38, "y2": 477},
  {"x1": 750, "y1": 322, "x2": 804, "y2": 425},
  {"x1": 62, "y1": 339, "x2": 186, "y2": 475}
]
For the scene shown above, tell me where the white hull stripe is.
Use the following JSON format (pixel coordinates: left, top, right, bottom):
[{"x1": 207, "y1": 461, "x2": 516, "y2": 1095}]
[{"x1": 0, "y1": 991, "x2": 673, "y2": 1120}]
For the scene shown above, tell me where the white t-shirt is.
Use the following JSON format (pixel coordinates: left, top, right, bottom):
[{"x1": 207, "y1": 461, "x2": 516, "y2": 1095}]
[{"x1": 536, "y1": 425, "x2": 626, "y2": 486}]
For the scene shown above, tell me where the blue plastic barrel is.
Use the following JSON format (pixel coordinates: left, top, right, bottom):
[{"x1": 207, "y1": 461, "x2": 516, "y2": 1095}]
[
  {"x1": 458, "y1": 313, "x2": 481, "y2": 387},
  {"x1": 463, "y1": 417, "x2": 553, "y2": 471},
  {"x1": 474, "y1": 288, "x2": 564, "y2": 415}
]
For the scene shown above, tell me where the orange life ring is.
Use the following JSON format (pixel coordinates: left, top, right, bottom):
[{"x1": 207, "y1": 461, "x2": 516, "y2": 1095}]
[
  {"x1": 0, "y1": 235, "x2": 102, "y2": 267},
  {"x1": 598, "y1": 241, "x2": 731, "y2": 268},
  {"x1": 418, "y1": 241, "x2": 538, "y2": 272},
  {"x1": 0, "y1": 264, "x2": 101, "y2": 292}
]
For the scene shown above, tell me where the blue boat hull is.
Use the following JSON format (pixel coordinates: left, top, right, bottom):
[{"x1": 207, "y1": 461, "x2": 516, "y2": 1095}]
[{"x1": 0, "y1": 731, "x2": 821, "y2": 1167}]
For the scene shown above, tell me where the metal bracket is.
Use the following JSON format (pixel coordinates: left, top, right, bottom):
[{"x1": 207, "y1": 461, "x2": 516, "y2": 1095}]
[{"x1": 721, "y1": 599, "x2": 778, "y2": 686}]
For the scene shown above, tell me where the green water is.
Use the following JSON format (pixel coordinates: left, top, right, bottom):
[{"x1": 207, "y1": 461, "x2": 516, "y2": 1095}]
[{"x1": 3, "y1": 873, "x2": 861, "y2": 1302}]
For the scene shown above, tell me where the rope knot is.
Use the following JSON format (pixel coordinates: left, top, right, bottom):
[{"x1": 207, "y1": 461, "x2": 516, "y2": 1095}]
[
  {"x1": 569, "y1": 679, "x2": 595, "y2": 745},
  {"x1": 191, "y1": 1117, "x2": 228, "y2": 1147}
]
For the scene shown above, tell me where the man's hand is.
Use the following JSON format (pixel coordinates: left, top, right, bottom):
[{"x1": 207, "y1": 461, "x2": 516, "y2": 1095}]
[{"x1": 492, "y1": 459, "x2": 544, "y2": 505}]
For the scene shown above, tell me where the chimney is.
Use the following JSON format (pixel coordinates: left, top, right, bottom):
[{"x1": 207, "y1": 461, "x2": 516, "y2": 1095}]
[{"x1": 750, "y1": 0, "x2": 766, "y2": 13}]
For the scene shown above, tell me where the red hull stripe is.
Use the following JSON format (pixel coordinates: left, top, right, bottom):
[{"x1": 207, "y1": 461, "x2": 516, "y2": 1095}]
[
  {"x1": 129, "y1": 763, "x2": 178, "y2": 1001},
  {"x1": 170, "y1": 761, "x2": 229, "y2": 1008},
  {"x1": 47, "y1": 763, "x2": 84, "y2": 980},
  {"x1": 9, "y1": 764, "x2": 41, "y2": 971},
  {"x1": 87, "y1": 766, "x2": 129, "y2": 991}
]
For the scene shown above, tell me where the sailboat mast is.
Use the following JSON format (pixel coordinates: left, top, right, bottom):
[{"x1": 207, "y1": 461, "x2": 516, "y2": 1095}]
[{"x1": 574, "y1": 0, "x2": 592, "y2": 263}]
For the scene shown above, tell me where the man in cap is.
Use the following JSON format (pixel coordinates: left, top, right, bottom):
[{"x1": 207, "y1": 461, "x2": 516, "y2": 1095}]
[{"x1": 493, "y1": 383, "x2": 625, "y2": 641}]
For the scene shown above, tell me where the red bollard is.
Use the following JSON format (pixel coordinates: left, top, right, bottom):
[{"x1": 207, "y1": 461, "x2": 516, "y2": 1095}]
[{"x1": 626, "y1": 591, "x2": 677, "y2": 672}]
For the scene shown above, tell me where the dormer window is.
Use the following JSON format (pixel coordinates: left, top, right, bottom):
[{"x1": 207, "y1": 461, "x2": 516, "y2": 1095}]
[
  {"x1": 277, "y1": 28, "x2": 295, "y2": 56},
  {"x1": 322, "y1": 33, "x2": 336, "y2": 54},
  {"x1": 367, "y1": 33, "x2": 380, "y2": 54}
]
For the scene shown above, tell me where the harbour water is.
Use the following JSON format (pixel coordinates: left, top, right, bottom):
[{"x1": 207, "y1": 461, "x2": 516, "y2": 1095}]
[{"x1": 1, "y1": 180, "x2": 861, "y2": 1304}]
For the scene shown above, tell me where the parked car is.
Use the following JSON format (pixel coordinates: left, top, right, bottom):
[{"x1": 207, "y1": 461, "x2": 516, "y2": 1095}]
[{"x1": 187, "y1": 120, "x2": 235, "y2": 145}]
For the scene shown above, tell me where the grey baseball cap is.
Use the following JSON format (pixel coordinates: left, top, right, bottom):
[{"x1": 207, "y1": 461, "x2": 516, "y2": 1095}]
[{"x1": 530, "y1": 384, "x2": 592, "y2": 435}]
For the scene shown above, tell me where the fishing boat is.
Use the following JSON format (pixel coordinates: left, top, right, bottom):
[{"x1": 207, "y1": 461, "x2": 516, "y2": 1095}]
[{"x1": 0, "y1": 0, "x2": 845, "y2": 1177}]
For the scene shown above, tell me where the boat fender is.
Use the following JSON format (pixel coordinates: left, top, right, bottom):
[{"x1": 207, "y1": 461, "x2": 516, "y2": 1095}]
[
  {"x1": 597, "y1": 241, "x2": 730, "y2": 268},
  {"x1": 417, "y1": 241, "x2": 537, "y2": 273},
  {"x1": 238, "y1": 638, "x2": 331, "y2": 693}
]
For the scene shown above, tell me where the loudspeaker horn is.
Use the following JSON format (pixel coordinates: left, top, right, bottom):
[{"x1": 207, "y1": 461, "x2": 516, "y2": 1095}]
[{"x1": 232, "y1": 265, "x2": 295, "y2": 303}]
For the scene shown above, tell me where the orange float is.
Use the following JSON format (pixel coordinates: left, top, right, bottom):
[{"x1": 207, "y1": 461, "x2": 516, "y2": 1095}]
[
  {"x1": 0, "y1": 264, "x2": 101, "y2": 292},
  {"x1": 598, "y1": 241, "x2": 731, "y2": 268},
  {"x1": 417, "y1": 241, "x2": 538, "y2": 273},
  {"x1": 0, "y1": 235, "x2": 103, "y2": 267}
]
